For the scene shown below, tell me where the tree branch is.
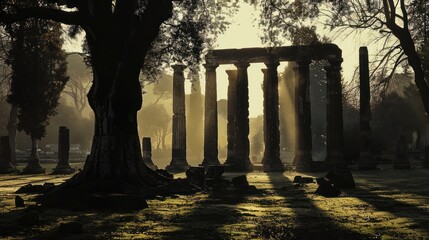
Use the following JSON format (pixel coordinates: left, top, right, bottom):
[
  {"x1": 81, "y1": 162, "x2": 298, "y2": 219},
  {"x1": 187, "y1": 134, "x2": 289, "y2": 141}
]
[{"x1": 0, "y1": 6, "x2": 84, "y2": 25}]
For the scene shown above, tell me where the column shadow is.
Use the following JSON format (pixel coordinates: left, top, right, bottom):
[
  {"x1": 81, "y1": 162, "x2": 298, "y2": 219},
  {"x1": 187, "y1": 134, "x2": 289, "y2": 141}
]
[
  {"x1": 161, "y1": 173, "x2": 253, "y2": 240},
  {"x1": 343, "y1": 183, "x2": 429, "y2": 236},
  {"x1": 265, "y1": 172, "x2": 374, "y2": 239}
]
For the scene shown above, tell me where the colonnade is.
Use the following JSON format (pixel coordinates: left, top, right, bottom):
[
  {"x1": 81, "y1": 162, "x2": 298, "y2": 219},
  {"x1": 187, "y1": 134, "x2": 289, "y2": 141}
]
[{"x1": 166, "y1": 45, "x2": 346, "y2": 172}]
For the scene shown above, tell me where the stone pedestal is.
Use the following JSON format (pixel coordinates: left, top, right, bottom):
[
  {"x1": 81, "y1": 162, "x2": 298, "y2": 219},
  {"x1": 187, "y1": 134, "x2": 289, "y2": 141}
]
[
  {"x1": 202, "y1": 62, "x2": 221, "y2": 167},
  {"x1": 324, "y1": 59, "x2": 346, "y2": 170},
  {"x1": 293, "y1": 60, "x2": 313, "y2": 172},
  {"x1": 167, "y1": 64, "x2": 190, "y2": 172},
  {"x1": 422, "y1": 146, "x2": 429, "y2": 169},
  {"x1": 22, "y1": 138, "x2": 45, "y2": 174},
  {"x1": 358, "y1": 47, "x2": 376, "y2": 170},
  {"x1": 142, "y1": 137, "x2": 157, "y2": 170},
  {"x1": 261, "y1": 60, "x2": 284, "y2": 172},
  {"x1": 52, "y1": 126, "x2": 75, "y2": 174},
  {"x1": 225, "y1": 70, "x2": 238, "y2": 167},
  {"x1": 393, "y1": 136, "x2": 411, "y2": 169},
  {"x1": 0, "y1": 136, "x2": 17, "y2": 174}
]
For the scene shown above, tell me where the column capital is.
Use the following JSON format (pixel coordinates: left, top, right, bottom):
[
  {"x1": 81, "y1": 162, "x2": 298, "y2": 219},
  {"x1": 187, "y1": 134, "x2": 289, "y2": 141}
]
[
  {"x1": 203, "y1": 62, "x2": 219, "y2": 71},
  {"x1": 234, "y1": 61, "x2": 250, "y2": 69},
  {"x1": 226, "y1": 70, "x2": 237, "y2": 79},
  {"x1": 326, "y1": 58, "x2": 343, "y2": 69},
  {"x1": 261, "y1": 68, "x2": 267, "y2": 75},
  {"x1": 172, "y1": 64, "x2": 186, "y2": 73},
  {"x1": 264, "y1": 61, "x2": 280, "y2": 69}
]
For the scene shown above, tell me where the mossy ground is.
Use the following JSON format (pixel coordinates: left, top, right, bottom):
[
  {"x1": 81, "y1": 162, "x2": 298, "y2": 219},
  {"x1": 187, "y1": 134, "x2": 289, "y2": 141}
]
[{"x1": 1, "y1": 163, "x2": 429, "y2": 239}]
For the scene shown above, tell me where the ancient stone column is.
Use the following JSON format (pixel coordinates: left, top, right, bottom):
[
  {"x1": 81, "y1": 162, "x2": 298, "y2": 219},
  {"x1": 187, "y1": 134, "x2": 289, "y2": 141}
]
[
  {"x1": 293, "y1": 60, "x2": 313, "y2": 171},
  {"x1": 0, "y1": 136, "x2": 16, "y2": 174},
  {"x1": 325, "y1": 59, "x2": 346, "y2": 170},
  {"x1": 393, "y1": 135, "x2": 411, "y2": 169},
  {"x1": 358, "y1": 47, "x2": 376, "y2": 170},
  {"x1": 231, "y1": 62, "x2": 253, "y2": 171},
  {"x1": 224, "y1": 70, "x2": 238, "y2": 167},
  {"x1": 423, "y1": 146, "x2": 429, "y2": 169},
  {"x1": 22, "y1": 138, "x2": 45, "y2": 174},
  {"x1": 52, "y1": 126, "x2": 75, "y2": 174},
  {"x1": 167, "y1": 64, "x2": 190, "y2": 172},
  {"x1": 261, "y1": 60, "x2": 284, "y2": 172},
  {"x1": 142, "y1": 137, "x2": 157, "y2": 170},
  {"x1": 201, "y1": 62, "x2": 221, "y2": 166}
]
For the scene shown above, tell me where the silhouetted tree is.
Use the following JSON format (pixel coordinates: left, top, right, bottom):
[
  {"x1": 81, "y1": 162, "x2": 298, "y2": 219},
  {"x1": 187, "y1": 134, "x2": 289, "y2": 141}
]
[
  {"x1": 6, "y1": 12, "x2": 68, "y2": 173},
  {"x1": 249, "y1": 0, "x2": 429, "y2": 123},
  {"x1": 0, "y1": 0, "x2": 239, "y2": 196}
]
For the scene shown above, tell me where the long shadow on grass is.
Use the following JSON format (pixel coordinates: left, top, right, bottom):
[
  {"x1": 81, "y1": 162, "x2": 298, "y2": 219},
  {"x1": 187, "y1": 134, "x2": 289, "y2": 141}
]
[
  {"x1": 264, "y1": 172, "x2": 375, "y2": 240},
  {"x1": 354, "y1": 169, "x2": 429, "y2": 198},
  {"x1": 344, "y1": 182, "x2": 429, "y2": 236},
  {"x1": 160, "y1": 174, "x2": 252, "y2": 240}
]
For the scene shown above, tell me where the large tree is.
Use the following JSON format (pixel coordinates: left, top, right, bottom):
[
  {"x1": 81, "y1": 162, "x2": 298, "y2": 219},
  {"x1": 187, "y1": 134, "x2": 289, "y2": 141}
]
[
  {"x1": 0, "y1": 0, "x2": 238, "y2": 198},
  {"x1": 6, "y1": 9, "x2": 69, "y2": 174}
]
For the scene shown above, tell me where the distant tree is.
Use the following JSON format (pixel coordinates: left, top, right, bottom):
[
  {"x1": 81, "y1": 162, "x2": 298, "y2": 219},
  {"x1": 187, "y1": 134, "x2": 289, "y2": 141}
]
[
  {"x1": 62, "y1": 54, "x2": 91, "y2": 117},
  {"x1": 149, "y1": 73, "x2": 173, "y2": 105},
  {"x1": 6, "y1": 14, "x2": 68, "y2": 173},
  {"x1": 138, "y1": 103, "x2": 171, "y2": 151},
  {"x1": 372, "y1": 86, "x2": 426, "y2": 152},
  {"x1": 187, "y1": 77, "x2": 204, "y2": 159}
]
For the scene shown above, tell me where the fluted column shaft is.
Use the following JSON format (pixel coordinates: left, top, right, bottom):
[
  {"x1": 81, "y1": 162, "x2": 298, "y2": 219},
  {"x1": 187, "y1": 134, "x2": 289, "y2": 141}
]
[
  {"x1": 167, "y1": 64, "x2": 189, "y2": 171},
  {"x1": 202, "y1": 63, "x2": 220, "y2": 166},
  {"x1": 262, "y1": 60, "x2": 284, "y2": 172},
  {"x1": 225, "y1": 70, "x2": 238, "y2": 166},
  {"x1": 358, "y1": 47, "x2": 375, "y2": 169},
  {"x1": 293, "y1": 60, "x2": 313, "y2": 171},
  {"x1": 325, "y1": 59, "x2": 346, "y2": 169},
  {"x1": 234, "y1": 62, "x2": 253, "y2": 171}
]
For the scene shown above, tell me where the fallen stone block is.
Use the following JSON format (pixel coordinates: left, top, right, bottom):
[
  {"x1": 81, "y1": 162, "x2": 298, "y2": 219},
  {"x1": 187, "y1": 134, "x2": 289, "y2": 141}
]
[
  {"x1": 205, "y1": 166, "x2": 224, "y2": 179},
  {"x1": 315, "y1": 178, "x2": 341, "y2": 197},
  {"x1": 326, "y1": 170, "x2": 355, "y2": 189},
  {"x1": 293, "y1": 176, "x2": 314, "y2": 184},
  {"x1": 15, "y1": 195, "x2": 24, "y2": 208},
  {"x1": 58, "y1": 222, "x2": 83, "y2": 235},
  {"x1": 186, "y1": 167, "x2": 205, "y2": 187}
]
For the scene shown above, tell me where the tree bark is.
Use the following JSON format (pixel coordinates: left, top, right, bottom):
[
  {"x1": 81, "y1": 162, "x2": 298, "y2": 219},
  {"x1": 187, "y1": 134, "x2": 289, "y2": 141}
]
[{"x1": 7, "y1": 104, "x2": 18, "y2": 165}]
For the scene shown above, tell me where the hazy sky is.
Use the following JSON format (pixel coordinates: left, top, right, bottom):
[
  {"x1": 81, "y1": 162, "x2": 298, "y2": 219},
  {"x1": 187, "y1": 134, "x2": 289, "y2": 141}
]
[
  {"x1": 65, "y1": 2, "x2": 384, "y2": 118},
  {"x1": 193, "y1": 3, "x2": 377, "y2": 117}
]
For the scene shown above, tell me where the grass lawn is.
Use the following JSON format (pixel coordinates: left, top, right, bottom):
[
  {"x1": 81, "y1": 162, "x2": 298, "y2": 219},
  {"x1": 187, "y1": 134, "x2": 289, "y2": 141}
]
[{"x1": 1, "y1": 165, "x2": 429, "y2": 239}]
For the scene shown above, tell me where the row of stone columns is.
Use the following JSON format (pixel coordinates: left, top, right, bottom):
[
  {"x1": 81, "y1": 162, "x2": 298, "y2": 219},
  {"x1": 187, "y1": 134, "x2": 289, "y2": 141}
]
[{"x1": 166, "y1": 59, "x2": 346, "y2": 172}]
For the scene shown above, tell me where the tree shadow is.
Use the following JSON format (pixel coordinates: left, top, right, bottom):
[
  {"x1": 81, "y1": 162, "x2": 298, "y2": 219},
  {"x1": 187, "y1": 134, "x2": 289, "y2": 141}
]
[{"x1": 264, "y1": 172, "x2": 375, "y2": 240}]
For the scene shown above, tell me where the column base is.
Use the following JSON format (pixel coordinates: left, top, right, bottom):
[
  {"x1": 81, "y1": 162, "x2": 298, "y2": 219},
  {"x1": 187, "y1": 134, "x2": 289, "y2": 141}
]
[
  {"x1": 358, "y1": 152, "x2": 377, "y2": 170},
  {"x1": 201, "y1": 157, "x2": 221, "y2": 167},
  {"x1": 0, "y1": 163, "x2": 18, "y2": 174},
  {"x1": 294, "y1": 152, "x2": 313, "y2": 172},
  {"x1": 22, "y1": 164, "x2": 45, "y2": 174},
  {"x1": 52, "y1": 164, "x2": 76, "y2": 175},
  {"x1": 166, "y1": 158, "x2": 189, "y2": 173},
  {"x1": 262, "y1": 156, "x2": 284, "y2": 172},
  {"x1": 263, "y1": 163, "x2": 285, "y2": 172},
  {"x1": 224, "y1": 163, "x2": 253, "y2": 172},
  {"x1": 143, "y1": 158, "x2": 158, "y2": 171},
  {"x1": 393, "y1": 158, "x2": 411, "y2": 169}
]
